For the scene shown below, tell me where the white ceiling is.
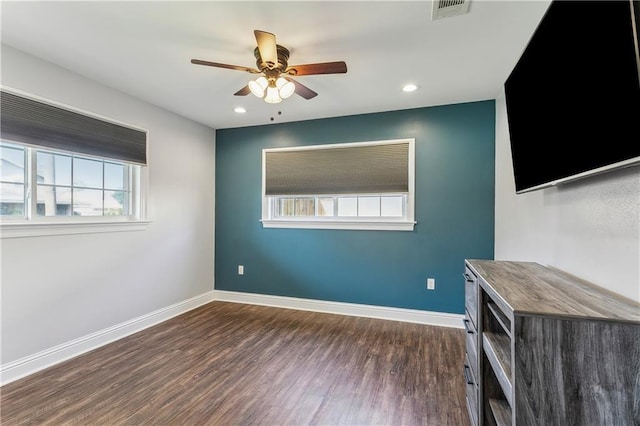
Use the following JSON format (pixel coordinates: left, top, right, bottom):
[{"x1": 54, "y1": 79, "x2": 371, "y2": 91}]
[{"x1": 1, "y1": 1, "x2": 551, "y2": 130}]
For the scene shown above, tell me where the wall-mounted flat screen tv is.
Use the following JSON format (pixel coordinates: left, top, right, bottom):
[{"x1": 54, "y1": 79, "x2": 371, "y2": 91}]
[{"x1": 504, "y1": 0, "x2": 640, "y2": 194}]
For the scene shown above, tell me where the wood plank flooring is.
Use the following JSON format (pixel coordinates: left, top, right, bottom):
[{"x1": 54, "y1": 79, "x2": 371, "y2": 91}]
[{"x1": 0, "y1": 302, "x2": 469, "y2": 425}]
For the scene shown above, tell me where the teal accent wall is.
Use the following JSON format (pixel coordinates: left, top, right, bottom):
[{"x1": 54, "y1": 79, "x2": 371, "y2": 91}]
[{"x1": 215, "y1": 101, "x2": 495, "y2": 314}]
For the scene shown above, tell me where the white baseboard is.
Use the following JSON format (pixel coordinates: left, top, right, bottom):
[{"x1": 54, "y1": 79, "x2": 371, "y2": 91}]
[
  {"x1": 213, "y1": 290, "x2": 465, "y2": 329},
  {"x1": 0, "y1": 291, "x2": 215, "y2": 386}
]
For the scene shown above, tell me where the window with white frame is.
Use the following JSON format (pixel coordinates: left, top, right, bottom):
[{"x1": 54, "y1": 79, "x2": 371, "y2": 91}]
[
  {"x1": 261, "y1": 138, "x2": 415, "y2": 231},
  {"x1": 0, "y1": 88, "x2": 147, "y2": 236},
  {"x1": 1, "y1": 142, "x2": 141, "y2": 218}
]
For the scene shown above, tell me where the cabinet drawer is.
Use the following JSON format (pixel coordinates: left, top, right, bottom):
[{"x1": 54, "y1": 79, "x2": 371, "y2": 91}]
[
  {"x1": 464, "y1": 265, "x2": 478, "y2": 328},
  {"x1": 464, "y1": 318, "x2": 478, "y2": 380},
  {"x1": 464, "y1": 353, "x2": 478, "y2": 426}
]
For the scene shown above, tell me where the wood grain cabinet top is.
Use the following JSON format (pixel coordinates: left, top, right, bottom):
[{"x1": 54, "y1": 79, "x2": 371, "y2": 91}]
[{"x1": 466, "y1": 259, "x2": 640, "y2": 322}]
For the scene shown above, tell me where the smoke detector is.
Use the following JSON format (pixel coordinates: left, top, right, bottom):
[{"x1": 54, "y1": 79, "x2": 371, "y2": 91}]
[{"x1": 432, "y1": 0, "x2": 471, "y2": 20}]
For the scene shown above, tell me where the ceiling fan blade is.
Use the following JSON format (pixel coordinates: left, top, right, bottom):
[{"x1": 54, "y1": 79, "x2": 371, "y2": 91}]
[
  {"x1": 234, "y1": 85, "x2": 251, "y2": 96},
  {"x1": 285, "y1": 61, "x2": 347, "y2": 76},
  {"x1": 254, "y1": 30, "x2": 278, "y2": 68},
  {"x1": 286, "y1": 77, "x2": 318, "y2": 100},
  {"x1": 191, "y1": 59, "x2": 259, "y2": 74}
]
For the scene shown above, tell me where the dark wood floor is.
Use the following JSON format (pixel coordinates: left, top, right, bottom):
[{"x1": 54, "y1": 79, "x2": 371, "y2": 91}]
[{"x1": 1, "y1": 302, "x2": 469, "y2": 425}]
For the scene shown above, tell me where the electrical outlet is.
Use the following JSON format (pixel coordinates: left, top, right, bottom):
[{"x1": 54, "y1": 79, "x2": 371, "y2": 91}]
[
  {"x1": 427, "y1": 278, "x2": 435, "y2": 290},
  {"x1": 238, "y1": 265, "x2": 244, "y2": 275}
]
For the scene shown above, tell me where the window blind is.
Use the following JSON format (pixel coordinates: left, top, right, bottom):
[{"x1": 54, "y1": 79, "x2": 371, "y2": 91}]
[
  {"x1": 264, "y1": 141, "x2": 410, "y2": 196},
  {"x1": 0, "y1": 90, "x2": 147, "y2": 165}
]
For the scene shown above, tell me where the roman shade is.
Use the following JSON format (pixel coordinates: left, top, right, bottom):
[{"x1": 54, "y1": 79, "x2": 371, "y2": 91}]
[
  {"x1": 264, "y1": 141, "x2": 410, "y2": 196},
  {"x1": 0, "y1": 90, "x2": 147, "y2": 165}
]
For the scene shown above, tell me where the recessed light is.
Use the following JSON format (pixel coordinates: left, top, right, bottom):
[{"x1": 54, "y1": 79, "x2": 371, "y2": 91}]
[
  {"x1": 402, "y1": 84, "x2": 418, "y2": 93},
  {"x1": 234, "y1": 107, "x2": 247, "y2": 113}
]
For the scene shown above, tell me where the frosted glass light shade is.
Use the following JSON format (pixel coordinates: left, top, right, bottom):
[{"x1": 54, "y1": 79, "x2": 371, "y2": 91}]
[
  {"x1": 276, "y1": 77, "x2": 295, "y2": 99},
  {"x1": 256, "y1": 77, "x2": 268, "y2": 89},
  {"x1": 264, "y1": 86, "x2": 282, "y2": 104},
  {"x1": 249, "y1": 81, "x2": 264, "y2": 98},
  {"x1": 249, "y1": 77, "x2": 269, "y2": 98}
]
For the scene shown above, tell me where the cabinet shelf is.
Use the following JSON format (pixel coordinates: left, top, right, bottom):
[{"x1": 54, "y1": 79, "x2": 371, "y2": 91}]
[
  {"x1": 488, "y1": 398, "x2": 511, "y2": 426},
  {"x1": 482, "y1": 332, "x2": 512, "y2": 406},
  {"x1": 487, "y1": 301, "x2": 511, "y2": 337}
]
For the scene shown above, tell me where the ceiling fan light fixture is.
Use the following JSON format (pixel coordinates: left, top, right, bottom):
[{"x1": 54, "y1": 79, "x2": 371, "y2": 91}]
[
  {"x1": 256, "y1": 76, "x2": 268, "y2": 89},
  {"x1": 276, "y1": 77, "x2": 295, "y2": 99},
  {"x1": 249, "y1": 76, "x2": 269, "y2": 98},
  {"x1": 248, "y1": 81, "x2": 264, "y2": 98},
  {"x1": 264, "y1": 86, "x2": 282, "y2": 104}
]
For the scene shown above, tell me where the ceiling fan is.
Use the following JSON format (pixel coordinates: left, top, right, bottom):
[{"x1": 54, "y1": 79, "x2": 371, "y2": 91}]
[{"x1": 191, "y1": 30, "x2": 348, "y2": 103}]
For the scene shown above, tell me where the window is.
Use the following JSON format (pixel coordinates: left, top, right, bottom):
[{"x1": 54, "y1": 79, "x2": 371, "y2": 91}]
[
  {"x1": 1, "y1": 142, "x2": 141, "y2": 218},
  {"x1": 0, "y1": 143, "x2": 26, "y2": 216},
  {"x1": 262, "y1": 139, "x2": 415, "y2": 231},
  {"x1": 0, "y1": 88, "x2": 147, "y2": 237}
]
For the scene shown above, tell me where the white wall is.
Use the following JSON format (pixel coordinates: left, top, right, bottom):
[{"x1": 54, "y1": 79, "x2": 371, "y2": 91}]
[
  {"x1": 0, "y1": 46, "x2": 216, "y2": 363},
  {"x1": 494, "y1": 90, "x2": 640, "y2": 302}
]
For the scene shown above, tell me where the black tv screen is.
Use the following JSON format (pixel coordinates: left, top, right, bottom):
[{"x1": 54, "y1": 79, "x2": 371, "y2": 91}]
[{"x1": 504, "y1": 0, "x2": 640, "y2": 193}]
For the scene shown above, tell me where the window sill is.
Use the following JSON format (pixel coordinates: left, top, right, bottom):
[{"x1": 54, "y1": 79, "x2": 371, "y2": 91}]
[
  {"x1": 0, "y1": 220, "x2": 150, "y2": 238},
  {"x1": 261, "y1": 219, "x2": 416, "y2": 231}
]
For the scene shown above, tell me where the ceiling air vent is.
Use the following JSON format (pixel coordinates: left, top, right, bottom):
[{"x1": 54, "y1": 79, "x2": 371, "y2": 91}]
[{"x1": 431, "y1": 0, "x2": 470, "y2": 20}]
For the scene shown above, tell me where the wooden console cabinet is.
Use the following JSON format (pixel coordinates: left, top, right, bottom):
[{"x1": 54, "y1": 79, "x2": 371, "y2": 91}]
[{"x1": 463, "y1": 259, "x2": 640, "y2": 426}]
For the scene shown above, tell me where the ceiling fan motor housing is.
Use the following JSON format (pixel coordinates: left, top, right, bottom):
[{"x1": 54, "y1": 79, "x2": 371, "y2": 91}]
[{"x1": 254, "y1": 45, "x2": 290, "y2": 72}]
